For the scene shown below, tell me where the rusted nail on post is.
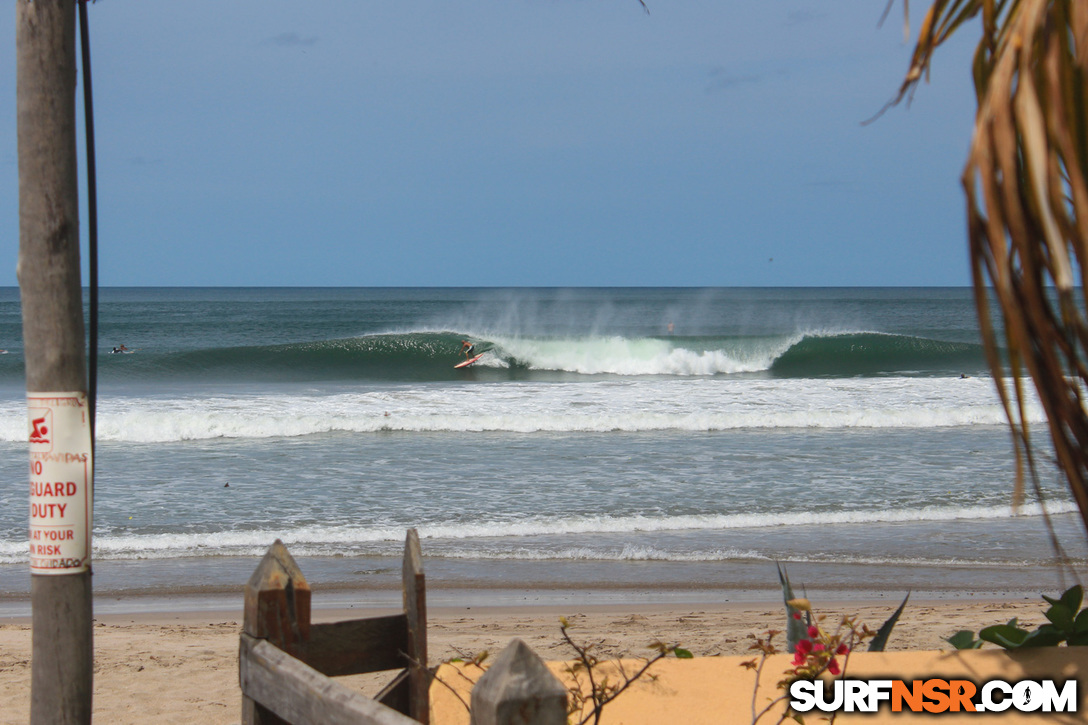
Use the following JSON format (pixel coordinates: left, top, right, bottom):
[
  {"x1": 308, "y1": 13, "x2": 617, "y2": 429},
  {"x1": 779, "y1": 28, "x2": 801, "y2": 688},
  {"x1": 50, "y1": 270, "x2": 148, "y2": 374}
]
[{"x1": 470, "y1": 639, "x2": 567, "y2": 725}]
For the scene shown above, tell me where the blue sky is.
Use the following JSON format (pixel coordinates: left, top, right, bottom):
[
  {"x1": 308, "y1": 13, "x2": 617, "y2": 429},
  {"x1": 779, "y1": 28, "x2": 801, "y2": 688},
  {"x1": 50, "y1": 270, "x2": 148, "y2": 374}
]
[{"x1": 1, "y1": 1, "x2": 979, "y2": 287}]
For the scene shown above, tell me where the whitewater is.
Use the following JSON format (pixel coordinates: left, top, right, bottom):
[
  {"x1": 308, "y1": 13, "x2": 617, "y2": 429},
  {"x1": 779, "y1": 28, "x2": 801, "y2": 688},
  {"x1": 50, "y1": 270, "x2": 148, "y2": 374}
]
[
  {"x1": 0, "y1": 286, "x2": 1082, "y2": 599},
  {"x1": 0, "y1": 376, "x2": 1036, "y2": 442}
]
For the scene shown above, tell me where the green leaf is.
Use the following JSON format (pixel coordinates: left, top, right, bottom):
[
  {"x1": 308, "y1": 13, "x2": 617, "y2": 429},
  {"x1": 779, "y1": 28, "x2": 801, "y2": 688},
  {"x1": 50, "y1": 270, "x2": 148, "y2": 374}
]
[
  {"x1": 1062, "y1": 585, "x2": 1084, "y2": 612},
  {"x1": 1046, "y1": 602, "x2": 1075, "y2": 632},
  {"x1": 979, "y1": 624, "x2": 1030, "y2": 649},
  {"x1": 1073, "y1": 608, "x2": 1088, "y2": 633},
  {"x1": 1042, "y1": 586, "x2": 1084, "y2": 613},
  {"x1": 1067, "y1": 631, "x2": 1088, "y2": 647},
  {"x1": 1019, "y1": 625, "x2": 1066, "y2": 648},
  {"x1": 869, "y1": 592, "x2": 910, "y2": 652},
  {"x1": 946, "y1": 630, "x2": 983, "y2": 650},
  {"x1": 673, "y1": 647, "x2": 694, "y2": 659}
]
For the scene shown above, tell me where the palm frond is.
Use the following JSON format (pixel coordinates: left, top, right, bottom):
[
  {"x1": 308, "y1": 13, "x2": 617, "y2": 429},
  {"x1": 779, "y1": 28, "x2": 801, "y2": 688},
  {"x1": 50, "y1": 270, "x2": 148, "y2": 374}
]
[{"x1": 893, "y1": 0, "x2": 1088, "y2": 542}]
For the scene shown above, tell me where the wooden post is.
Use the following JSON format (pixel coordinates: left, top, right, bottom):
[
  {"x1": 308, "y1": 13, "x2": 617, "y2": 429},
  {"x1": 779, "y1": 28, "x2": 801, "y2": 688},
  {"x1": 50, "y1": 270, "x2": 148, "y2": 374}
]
[
  {"x1": 470, "y1": 639, "x2": 568, "y2": 725},
  {"x1": 242, "y1": 540, "x2": 312, "y2": 725},
  {"x1": 17, "y1": 1, "x2": 92, "y2": 723},
  {"x1": 403, "y1": 528, "x2": 429, "y2": 724}
]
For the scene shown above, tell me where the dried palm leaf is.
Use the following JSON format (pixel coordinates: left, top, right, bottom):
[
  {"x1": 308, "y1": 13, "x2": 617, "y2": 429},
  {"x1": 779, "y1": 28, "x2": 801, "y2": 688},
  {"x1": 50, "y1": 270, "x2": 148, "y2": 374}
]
[{"x1": 890, "y1": 0, "x2": 1088, "y2": 542}]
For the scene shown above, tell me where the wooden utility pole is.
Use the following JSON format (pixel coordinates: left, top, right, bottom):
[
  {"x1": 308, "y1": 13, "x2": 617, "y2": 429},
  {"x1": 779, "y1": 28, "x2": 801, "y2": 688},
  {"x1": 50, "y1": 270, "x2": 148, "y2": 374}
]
[{"x1": 17, "y1": 1, "x2": 94, "y2": 723}]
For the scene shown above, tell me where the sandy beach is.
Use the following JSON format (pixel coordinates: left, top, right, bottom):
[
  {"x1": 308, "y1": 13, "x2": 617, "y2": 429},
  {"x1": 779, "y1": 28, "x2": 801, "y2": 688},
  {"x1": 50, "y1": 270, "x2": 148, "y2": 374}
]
[{"x1": 0, "y1": 594, "x2": 1058, "y2": 724}]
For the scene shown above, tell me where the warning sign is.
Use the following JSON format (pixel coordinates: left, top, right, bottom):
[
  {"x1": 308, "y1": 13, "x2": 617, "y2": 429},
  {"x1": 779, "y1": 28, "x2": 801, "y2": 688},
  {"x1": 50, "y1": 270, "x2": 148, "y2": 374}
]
[{"x1": 27, "y1": 392, "x2": 93, "y2": 575}]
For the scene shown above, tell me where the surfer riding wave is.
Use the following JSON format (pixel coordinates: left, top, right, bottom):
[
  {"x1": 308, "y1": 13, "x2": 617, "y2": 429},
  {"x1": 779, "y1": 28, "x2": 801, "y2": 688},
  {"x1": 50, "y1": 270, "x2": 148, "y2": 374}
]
[{"x1": 460, "y1": 340, "x2": 476, "y2": 360}]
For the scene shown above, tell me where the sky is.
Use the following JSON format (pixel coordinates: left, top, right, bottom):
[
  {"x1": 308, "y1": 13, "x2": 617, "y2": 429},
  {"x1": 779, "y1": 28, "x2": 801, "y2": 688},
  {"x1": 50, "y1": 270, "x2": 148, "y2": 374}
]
[{"x1": 1, "y1": 1, "x2": 981, "y2": 287}]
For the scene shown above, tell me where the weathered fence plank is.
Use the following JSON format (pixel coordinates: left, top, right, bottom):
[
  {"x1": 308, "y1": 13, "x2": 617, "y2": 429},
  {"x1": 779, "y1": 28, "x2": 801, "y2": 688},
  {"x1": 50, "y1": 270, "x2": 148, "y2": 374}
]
[
  {"x1": 470, "y1": 639, "x2": 567, "y2": 725},
  {"x1": 403, "y1": 529, "x2": 429, "y2": 724},
  {"x1": 374, "y1": 668, "x2": 410, "y2": 714},
  {"x1": 306, "y1": 615, "x2": 410, "y2": 677},
  {"x1": 241, "y1": 634, "x2": 418, "y2": 725}
]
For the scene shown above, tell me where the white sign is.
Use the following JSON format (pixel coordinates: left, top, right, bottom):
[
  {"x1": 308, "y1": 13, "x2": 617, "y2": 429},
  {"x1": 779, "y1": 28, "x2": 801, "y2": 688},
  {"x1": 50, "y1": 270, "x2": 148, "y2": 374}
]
[{"x1": 27, "y1": 392, "x2": 93, "y2": 574}]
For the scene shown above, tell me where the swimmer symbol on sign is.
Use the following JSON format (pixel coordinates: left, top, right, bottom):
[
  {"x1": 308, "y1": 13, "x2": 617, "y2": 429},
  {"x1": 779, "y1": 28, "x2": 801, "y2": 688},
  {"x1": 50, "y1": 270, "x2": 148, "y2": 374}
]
[
  {"x1": 30, "y1": 417, "x2": 49, "y2": 443},
  {"x1": 28, "y1": 409, "x2": 52, "y2": 452}
]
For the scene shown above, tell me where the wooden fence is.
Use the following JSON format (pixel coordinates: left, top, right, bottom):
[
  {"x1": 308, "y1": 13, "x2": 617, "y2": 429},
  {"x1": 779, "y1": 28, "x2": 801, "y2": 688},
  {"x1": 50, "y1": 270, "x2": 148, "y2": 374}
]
[
  {"x1": 239, "y1": 530, "x2": 427, "y2": 725},
  {"x1": 239, "y1": 529, "x2": 569, "y2": 725}
]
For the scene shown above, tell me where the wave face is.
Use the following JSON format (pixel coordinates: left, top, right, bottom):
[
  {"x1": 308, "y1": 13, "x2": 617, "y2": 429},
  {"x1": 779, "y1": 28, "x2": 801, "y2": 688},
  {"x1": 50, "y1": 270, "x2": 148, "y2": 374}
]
[
  {"x1": 0, "y1": 330, "x2": 988, "y2": 387},
  {"x1": 145, "y1": 332, "x2": 467, "y2": 383},
  {"x1": 0, "y1": 286, "x2": 994, "y2": 387},
  {"x1": 769, "y1": 333, "x2": 984, "y2": 377}
]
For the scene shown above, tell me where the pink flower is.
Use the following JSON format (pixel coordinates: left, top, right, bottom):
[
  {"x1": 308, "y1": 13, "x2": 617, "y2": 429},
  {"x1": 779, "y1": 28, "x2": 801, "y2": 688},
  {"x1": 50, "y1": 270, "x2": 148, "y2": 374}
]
[
  {"x1": 827, "y1": 658, "x2": 841, "y2": 676},
  {"x1": 795, "y1": 639, "x2": 813, "y2": 656},
  {"x1": 813, "y1": 642, "x2": 826, "y2": 653},
  {"x1": 836, "y1": 644, "x2": 850, "y2": 655},
  {"x1": 792, "y1": 652, "x2": 805, "y2": 666},
  {"x1": 807, "y1": 625, "x2": 820, "y2": 638},
  {"x1": 792, "y1": 612, "x2": 802, "y2": 620}
]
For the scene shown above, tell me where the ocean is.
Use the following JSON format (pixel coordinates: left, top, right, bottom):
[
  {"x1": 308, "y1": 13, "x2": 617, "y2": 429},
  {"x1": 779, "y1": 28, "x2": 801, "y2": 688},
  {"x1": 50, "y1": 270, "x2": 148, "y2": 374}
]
[{"x1": 0, "y1": 287, "x2": 1082, "y2": 610}]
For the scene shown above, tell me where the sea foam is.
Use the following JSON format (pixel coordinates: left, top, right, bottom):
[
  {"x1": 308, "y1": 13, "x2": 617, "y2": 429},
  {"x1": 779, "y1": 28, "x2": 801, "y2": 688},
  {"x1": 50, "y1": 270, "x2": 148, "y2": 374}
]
[
  {"x1": 0, "y1": 376, "x2": 1040, "y2": 443},
  {"x1": 0, "y1": 500, "x2": 1072, "y2": 564}
]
